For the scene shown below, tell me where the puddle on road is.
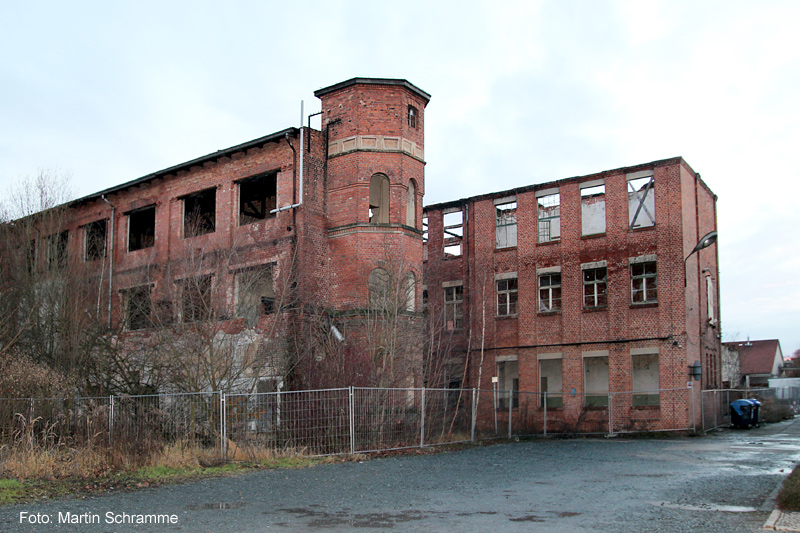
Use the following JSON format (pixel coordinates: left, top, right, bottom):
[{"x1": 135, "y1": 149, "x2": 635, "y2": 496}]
[
  {"x1": 185, "y1": 502, "x2": 246, "y2": 510},
  {"x1": 652, "y1": 501, "x2": 756, "y2": 513}
]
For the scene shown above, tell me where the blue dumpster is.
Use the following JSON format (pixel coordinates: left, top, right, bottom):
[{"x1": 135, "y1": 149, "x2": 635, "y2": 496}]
[{"x1": 730, "y1": 399, "x2": 761, "y2": 429}]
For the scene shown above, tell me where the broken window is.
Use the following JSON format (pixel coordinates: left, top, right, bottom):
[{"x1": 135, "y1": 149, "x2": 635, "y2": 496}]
[
  {"x1": 537, "y1": 192, "x2": 560, "y2": 243},
  {"x1": 181, "y1": 275, "x2": 213, "y2": 323},
  {"x1": 128, "y1": 206, "x2": 155, "y2": 252},
  {"x1": 582, "y1": 265, "x2": 608, "y2": 308},
  {"x1": 538, "y1": 272, "x2": 561, "y2": 313},
  {"x1": 26, "y1": 239, "x2": 36, "y2": 274},
  {"x1": 84, "y1": 219, "x2": 107, "y2": 262},
  {"x1": 628, "y1": 174, "x2": 655, "y2": 229},
  {"x1": 581, "y1": 182, "x2": 606, "y2": 235},
  {"x1": 632, "y1": 352, "x2": 659, "y2": 407},
  {"x1": 495, "y1": 200, "x2": 517, "y2": 248},
  {"x1": 236, "y1": 266, "x2": 275, "y2": 327},
  {"x1": 45, "y1": 230, "x2": 68, "y2": 270},
  {"x1": 369, "y1": 174, "x2": 390, "y2": 224},
  {"x1": 239, "y1": 173, "x2": 277, "y2": 225},
  {"x1": 496, "y1": 277, "x2": 518, "y2": 317},
  {"x1": 408, "y1": 105, "x2": 418, "y2": 129},
  {"x1": 443, "y1": 208, "x2": 463, "y2": 258},
  {"x1": 496, "y1": 359, "x2": 519, "y2": 410},
  {"x1": 125, "y1": 285, "x2": 151, "y2": 331},
  {"x1": 183, "y1": 188, "x2": 216, "y2": 237},
  {"x1": 406, "y1": 180, "x2": 417, "y2": 227},
  {"x1": 422, "y1": 215, "x2": 429, "y2": 261},
  {"x1": 584, "y1": 354, "x2": 609, "y2": 407},
  {"x1": 368, "y1": 267, "x2": 391, "y2": 309},
  {"x1": 443, "y1": 283, "x2": 463, "y2": 330},
  {"x1": 539, "y1": 356, "x2": 563, "y2": 408},
  {"x1": 631, "y1": 260, "x2": 657, "y2": 304},
  {"x1": 422, "y1": 286, "x2": 428, "y2": 312}
]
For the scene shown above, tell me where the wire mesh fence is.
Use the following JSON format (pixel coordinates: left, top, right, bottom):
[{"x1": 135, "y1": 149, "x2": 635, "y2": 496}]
[
  {"x1": 4, "y1": 386, "x2": 797, "y2": 463},
  {"x1": 701, "y1": 387, "x2": 800, "y2": 432}
]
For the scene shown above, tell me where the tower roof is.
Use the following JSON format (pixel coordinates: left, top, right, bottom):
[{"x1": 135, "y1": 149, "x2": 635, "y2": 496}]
[{"x1": 314, "y1": 78, "x2": 431, "y2": 103}]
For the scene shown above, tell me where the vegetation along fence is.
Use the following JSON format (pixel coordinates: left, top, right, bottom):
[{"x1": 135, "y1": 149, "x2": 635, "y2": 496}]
[{"x1": 2, "y1": 386, "x2": 797, "y2": 462}]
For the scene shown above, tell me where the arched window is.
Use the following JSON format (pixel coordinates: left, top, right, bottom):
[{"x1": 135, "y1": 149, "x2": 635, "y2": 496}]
[
  {"x1": 403, "y1": 272, "x2": 416, "y2": 311},
  {"x1": 368, "y1": 267, "x2": 390, "y2": 309},
  {"x1": 406, "y1": 180, "x2": 417, "y2": 227},
  {"x1": 369, "y1": 174, "x2": 390, "y2": 224}
]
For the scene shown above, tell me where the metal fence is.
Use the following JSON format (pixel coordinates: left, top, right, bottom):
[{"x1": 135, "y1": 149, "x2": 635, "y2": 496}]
[
  {"x1": 701, "y1": 387, "x2": 800, "y2": 432},
  {"x1": 7, "y1": 385, "x2": 792, "y2": 461}
]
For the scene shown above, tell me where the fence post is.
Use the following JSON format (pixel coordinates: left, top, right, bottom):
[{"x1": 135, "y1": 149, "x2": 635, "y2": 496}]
[
  {"x1": 349, "y1": 386, "x2": 355, "y2": 455},
  {"x1": 508, "y1": 389, "x2": 513, "y2": 438},
  {"x1": 219, "y1": 392, "x2": 227, "y2": 460},
  {"x1": 607, "y1": 392, "x2": 614, "y2": 436},
  {"x1": 109, "y1": 395, "x2": 114, "y2": 447},
  {"x1": 691, "y1": 385, "x2": 696, "y2": 434},
  {"x1": 420, "y1": 387, "x2": 426, "y2": 448},
  {"x1": 543, "y1": 392, "x2": 547, "y2": 436},
  {"x1": 714, "y1": 390, "x2": 718, "y2": 429},
  {"x1": 471, "y1": 388, "x2": 476, "y2": 442},
  {"x1": 701, "y1": 390, "x2": 706, "y2": 432}
]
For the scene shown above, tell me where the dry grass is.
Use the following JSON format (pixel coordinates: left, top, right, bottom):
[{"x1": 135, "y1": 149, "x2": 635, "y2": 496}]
[{"x1": 778, "y1": 463, "x2": 800, "y2": 511}]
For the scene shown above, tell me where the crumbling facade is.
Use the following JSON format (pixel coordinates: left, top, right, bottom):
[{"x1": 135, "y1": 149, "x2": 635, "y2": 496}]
[
  {"x1": 5, "y1": 77, "x2": 722, "y2": 432},
  {"x1": 423, "y1": 157, "x2": 721, "y2": 430}
]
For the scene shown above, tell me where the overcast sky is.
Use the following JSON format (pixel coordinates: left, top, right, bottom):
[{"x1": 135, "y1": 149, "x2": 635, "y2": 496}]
[{"x1": 2, "y1": 1, "x2": 798, "y2": 356}]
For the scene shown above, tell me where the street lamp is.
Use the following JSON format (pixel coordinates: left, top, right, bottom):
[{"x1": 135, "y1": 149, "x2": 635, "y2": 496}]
[{"x1": 684, "y1": 230, "x2": 717, "y2": 286}]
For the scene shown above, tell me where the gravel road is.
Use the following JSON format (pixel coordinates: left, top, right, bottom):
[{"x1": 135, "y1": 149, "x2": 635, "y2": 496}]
[{"x1": 3, "y1": 420, "x2": 800, "y2": 532}]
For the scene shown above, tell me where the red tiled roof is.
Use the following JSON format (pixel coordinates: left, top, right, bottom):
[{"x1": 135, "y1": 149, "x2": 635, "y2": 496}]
[{"x1": 723, "y1": 339, "x2": 782, "y2": 375}]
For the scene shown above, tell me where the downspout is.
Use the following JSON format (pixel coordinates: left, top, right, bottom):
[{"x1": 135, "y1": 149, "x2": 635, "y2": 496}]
[{"x1": 100, "y1": 195, "x2": 115, "y2": 329}]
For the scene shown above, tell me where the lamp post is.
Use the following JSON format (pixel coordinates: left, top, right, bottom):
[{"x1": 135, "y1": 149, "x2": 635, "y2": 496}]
[{"x1": 684, "y1": 230, "x2": 717, "y2": 286}]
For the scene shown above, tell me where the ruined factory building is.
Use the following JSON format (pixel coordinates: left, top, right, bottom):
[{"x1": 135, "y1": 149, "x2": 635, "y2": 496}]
[{"x1": 11, "y1": 78, "x2": 721, "y2": 431}]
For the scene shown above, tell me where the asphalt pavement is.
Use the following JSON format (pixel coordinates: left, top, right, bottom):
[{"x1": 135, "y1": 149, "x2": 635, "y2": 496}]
[{"x1": 3, "y1": 419, "x2": 800, "y2": 532}]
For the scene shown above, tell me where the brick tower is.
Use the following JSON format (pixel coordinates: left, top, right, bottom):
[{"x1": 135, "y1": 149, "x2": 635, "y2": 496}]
[{"x1": 314, "y1": 78, "x2": 430, "y2": 312}]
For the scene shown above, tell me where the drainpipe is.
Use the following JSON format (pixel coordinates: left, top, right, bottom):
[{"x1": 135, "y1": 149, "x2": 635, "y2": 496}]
[{"x1": 100, "y1": 195, "x2": 115, "y2": 329}]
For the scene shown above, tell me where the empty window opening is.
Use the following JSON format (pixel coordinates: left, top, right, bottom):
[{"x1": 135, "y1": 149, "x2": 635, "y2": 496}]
[
  {"x1": 181, "y1": 275, "x2": 213, "y2": 323},
  {"x1": 239, "y1": 173, "x2": 277, "y2": 226},
  {"x1": 406, "y1": 180, "x2": 417, "y2": 227},
  {"x1": 628, "y1": 176, "x2": 655, "y2": 229},
  {"x1": 583, "y1": 267, "x2": 608, "y2": 308},
  {"x1": 26, "y1": 239, "x2": 36, "y2": 274},
  {"x1": 236, "y1": 266, "x2": 275, "y2": 327},
  {"x1": 368, "y1": 267, "x2": 391, "y2": 309},
  {"x1": 128, "y1": 206, "x2": 156, "y2": 252},
  {"x1": 539, "y1": 272, "x2": 561, "y2": 313},
  {"x1": 496, "y1": 201, "x2": 517, "y2": 248},
  {"x1": 125, "y1": 285, "x2": 151, "y2": 331},
  {"x1": 444, "y1": 284, "x2": 464, "y2": 330},
  {"x1": 584, "y1": 355, "x2": 609, "y2": 407},
  {"x1": 706, "y1": 276, "x2": 716, "y2": 325},
  {"x1": 496, "y1": 278, "x2": 518, "y2": 316},
  {"x1": 537, "y1": 193, "x2": 560, "y2": 243},
  {"x1": 539, "y1": 358, "x2": 563, "y2": 408},
  {"x1": 581, "y1": 183, "x2": 606, "y2": 235},
  {"x1": 443, "y1": 209, "x2": 463, "y2": 258},
  {"x1": 422, "y1": 215, "x2": 429, "y2": 262},
  {"x1": 408, "y1": 105, "x2": 418, "y2": 129},
  {"x1": 496, "y1": 360, "x2": 519, "y2": 410},
  {"x1": 45, "y1": 230, "x2": 68, "y2": 270},
  {"x1": 631, "y1": 261, "x2": 657, "y2": 304},
  {"x1": 369, "y1": 174, "x2": 390, "y2": 224},
  {"x1": 183, "y1": 188, "x2": 216, "y2": 237},
  {"x1": 84, "y1": 219, "x2": 107, "y2": 262},
  {"x1": 632, "y1": 353, "x2": 659, "y2": 406}
]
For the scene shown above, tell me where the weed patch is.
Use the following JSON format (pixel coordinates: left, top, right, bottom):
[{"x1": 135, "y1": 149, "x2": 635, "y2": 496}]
[{"x1": 778, "y1": 463, "x2": 800, "y2": 511}]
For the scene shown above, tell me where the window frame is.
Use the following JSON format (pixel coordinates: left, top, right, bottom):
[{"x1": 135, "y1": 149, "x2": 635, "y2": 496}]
[
  {"x1": 127, "y1": 205, "x2": 156, "y2": 252},
  {"x1": 238, "y1": 172, "x2": 278, "y2": 226},
  {"x1": 537, "y1": 191, "x2": 561, "y2": 243},
  {"x1": 495, "y1": 199, "x2": 517, "y2": 249},
  {"x1": 538, "y1": 271, "x2": 562, "y2": 313},
  {"x1": 182, "y1": 188, "x2": 217, "y2": 238},
  {"x1": 124, "y1": 284, "x2": 152, "y2": 331},
  {"x1": 496, "y1": 276, "x2": 518, "y2": 317},
  {"x1": 582, "y1": 264, "x2": 608, "y2": 309},
  {"x1": 84, "y1": 219, "x2": 107, "y2": 262},
  {"x1": 443, "y1": 283, "x2": 464, "y2": 330},
  {"x1": 630, "y1": 259, "x2": 658, "y2": 305}
]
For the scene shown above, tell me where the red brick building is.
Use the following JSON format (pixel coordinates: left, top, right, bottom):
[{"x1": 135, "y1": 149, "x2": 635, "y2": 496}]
[
  {"x1": 6, "y1": 78, "x2": 722, "y2": 430},
  {"x1": 423, "y1": 157, "x2": 721, "y2": 431},
  {"x1": 6, "y1": 78, "x2": 429, "y2": 393}
]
